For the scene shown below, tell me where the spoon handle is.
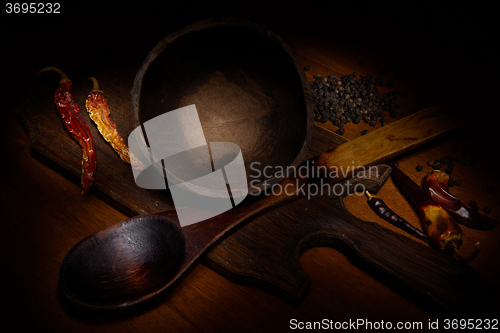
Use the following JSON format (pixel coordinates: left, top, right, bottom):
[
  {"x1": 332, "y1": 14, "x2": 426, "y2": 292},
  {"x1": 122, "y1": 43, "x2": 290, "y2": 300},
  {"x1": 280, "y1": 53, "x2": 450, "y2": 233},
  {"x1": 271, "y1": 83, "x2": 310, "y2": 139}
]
[
  {"x1": 251, "y1": 105, "x2": 461, "y2": 208},
  {"x1": 316, "y1": 104, "x2": 459, "y2": 172},
  {"x1": 172, "y1": 104, "x2": 462, "y2": 277}
]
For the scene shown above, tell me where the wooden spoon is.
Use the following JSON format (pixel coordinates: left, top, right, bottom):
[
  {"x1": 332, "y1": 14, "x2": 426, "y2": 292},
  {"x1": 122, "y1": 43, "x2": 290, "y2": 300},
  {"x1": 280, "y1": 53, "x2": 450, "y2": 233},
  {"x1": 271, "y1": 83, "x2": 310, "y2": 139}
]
[{"x1": 59, "y1": 106, "x2": 461, "y2": 310}]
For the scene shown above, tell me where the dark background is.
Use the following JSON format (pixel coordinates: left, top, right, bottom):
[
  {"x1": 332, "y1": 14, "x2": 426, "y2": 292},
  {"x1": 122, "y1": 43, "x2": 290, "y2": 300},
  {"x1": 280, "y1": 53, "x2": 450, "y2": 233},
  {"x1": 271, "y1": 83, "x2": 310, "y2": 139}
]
[{"x1": 2, "y1": 0, "x2": 499, "y2": 119}]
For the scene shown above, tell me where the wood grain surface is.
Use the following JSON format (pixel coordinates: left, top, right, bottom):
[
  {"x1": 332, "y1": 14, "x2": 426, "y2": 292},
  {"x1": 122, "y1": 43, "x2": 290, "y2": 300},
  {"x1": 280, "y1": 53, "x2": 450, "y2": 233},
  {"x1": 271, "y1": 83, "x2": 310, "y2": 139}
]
[{"x1": 3, "y1": 2, "x2": 500, "y2": 332}]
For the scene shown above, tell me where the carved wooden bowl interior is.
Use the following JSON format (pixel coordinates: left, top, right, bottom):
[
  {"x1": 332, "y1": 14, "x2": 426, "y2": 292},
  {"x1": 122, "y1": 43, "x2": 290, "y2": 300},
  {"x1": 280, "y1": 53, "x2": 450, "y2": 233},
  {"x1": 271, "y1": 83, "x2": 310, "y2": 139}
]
[{"x1": 132, "y1": 18, "x2": 313, "y2": 194}]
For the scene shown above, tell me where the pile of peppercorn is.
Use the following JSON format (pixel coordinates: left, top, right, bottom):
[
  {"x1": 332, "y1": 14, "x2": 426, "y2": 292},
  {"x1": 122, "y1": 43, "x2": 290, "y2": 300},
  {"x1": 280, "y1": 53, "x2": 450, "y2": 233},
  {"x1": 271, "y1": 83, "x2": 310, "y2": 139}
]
[{"x1": 307, "y1": 70, "x2": 404, "y2": 135}]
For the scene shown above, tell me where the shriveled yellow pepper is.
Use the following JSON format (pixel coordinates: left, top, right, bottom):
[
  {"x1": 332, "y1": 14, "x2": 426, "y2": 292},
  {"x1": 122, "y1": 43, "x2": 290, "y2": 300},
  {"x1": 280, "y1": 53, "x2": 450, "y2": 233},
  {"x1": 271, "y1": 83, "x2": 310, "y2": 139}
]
[{"x1": 85, "y1": 77, "x2": 131, "y2": 164}]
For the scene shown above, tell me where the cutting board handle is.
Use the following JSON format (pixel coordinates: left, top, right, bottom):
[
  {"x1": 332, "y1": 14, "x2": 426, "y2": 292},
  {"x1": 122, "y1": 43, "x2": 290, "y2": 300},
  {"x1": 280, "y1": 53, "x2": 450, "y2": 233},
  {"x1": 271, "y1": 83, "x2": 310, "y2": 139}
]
[
  {"x1": 206, "y1": 164, "x2": 498, "y2": 317},
  {"x1": 287, "y1": 167, "x2": 497, "y2": 317},
  {"x1": 293, "y1": 208, "x2": 497, "y2": 317}
]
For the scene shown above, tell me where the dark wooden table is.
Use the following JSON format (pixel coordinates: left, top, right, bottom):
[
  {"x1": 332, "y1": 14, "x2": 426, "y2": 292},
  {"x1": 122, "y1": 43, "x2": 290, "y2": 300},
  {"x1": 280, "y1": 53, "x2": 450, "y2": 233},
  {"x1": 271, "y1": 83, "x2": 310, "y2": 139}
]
[{"x1": 2, "y1": 2, "x2": 499, "y2": 331}]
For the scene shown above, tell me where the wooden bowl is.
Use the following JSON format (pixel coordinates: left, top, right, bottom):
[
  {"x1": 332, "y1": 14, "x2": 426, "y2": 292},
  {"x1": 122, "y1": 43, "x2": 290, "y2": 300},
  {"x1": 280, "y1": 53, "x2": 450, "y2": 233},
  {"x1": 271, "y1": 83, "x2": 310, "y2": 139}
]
[{"x1": 131, "y1": 18, "x2": 313, "y2": 194}]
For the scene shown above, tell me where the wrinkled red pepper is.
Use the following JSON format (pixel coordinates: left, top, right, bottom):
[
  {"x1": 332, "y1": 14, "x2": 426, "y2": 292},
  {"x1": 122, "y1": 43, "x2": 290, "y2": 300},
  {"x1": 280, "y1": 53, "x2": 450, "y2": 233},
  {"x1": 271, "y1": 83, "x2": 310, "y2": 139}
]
[
  {"x1": 37, "y1": 67, "x2": 97, "y2": 194},
  {"x1": 424, "y1": 170, "x2": 498, "y2": 230},
  {"x1": 390, "y1": 164, "x2": 479, "y2": 262}
]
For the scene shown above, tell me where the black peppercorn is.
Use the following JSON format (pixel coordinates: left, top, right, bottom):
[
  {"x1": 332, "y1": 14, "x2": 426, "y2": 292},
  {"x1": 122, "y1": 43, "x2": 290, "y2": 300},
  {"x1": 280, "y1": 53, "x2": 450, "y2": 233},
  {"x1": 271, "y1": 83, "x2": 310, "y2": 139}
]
[{"x1": 310, "y1": 69, "x2": 403, "y2": 131}]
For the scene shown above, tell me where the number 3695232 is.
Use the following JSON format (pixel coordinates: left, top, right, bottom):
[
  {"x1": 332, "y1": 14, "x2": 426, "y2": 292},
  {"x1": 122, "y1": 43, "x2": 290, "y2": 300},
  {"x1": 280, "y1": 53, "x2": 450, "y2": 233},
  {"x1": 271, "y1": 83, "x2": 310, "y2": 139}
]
[{"x1": 6, "y1": 3, "x2": 61, "y2": 14}]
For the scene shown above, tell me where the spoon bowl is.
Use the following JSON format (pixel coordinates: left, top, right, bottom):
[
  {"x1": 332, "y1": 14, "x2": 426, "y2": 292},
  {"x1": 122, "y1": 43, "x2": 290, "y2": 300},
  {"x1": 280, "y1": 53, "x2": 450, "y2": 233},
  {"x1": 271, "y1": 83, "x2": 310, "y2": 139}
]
[{"x1": 60, "y1": 213, "x2": 185, "y2": 310}]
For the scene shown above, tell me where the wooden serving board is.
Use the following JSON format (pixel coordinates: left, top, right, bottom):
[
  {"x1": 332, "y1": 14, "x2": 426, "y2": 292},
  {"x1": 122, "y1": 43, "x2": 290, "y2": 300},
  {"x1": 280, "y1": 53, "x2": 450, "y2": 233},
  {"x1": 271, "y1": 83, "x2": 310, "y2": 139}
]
[{"x1": 17, "y1": 65, "x2": 496, "y2": 317}]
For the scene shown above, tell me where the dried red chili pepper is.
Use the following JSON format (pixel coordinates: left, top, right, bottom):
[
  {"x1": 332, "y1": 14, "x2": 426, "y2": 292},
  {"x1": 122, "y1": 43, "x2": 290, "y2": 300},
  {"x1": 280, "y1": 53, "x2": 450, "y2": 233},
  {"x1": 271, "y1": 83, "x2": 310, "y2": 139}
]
[
  {"x1": 365, "y1": 191, "x2": 428, "y2": 241},
  {"x1": 37, "y1": 67, "x2": 96, "y2": 194},
  {"x1": 424, "y1": 170, "x2": 498, "y2": 230},
  {"x1": 390, "y1": 164, "x2": 479, "y2": 262},
  {"x1": 85, "y1": 77, "x2": 131, "y2": 164}
]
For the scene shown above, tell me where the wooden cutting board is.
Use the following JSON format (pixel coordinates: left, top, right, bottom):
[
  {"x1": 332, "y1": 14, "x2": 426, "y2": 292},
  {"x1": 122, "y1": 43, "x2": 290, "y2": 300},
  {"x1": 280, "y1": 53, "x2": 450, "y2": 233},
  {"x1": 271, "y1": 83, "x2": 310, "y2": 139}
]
[{"x1": 16, "y1": 71, "x2": 498, "y2": 317}]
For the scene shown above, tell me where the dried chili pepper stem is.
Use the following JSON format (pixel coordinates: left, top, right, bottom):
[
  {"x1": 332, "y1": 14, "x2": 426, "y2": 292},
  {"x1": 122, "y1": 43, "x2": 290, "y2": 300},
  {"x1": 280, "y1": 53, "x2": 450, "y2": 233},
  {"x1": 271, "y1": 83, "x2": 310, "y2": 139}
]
[
  {"x1": 453, "y1": 241, "x2": 480, "y2": 263},
  {"x1": 89, "y1": 76, "x2": 104, "y2": 93},
  {"x1": 36, "y1": 67, "x2": 96, "y2": 194},
  {"x1": 85, "y1": 77, "x2": 131, "y2": 164},
  {"x1": 36, "y1": 66, "x2": 71, "y2": 83},
  {"x1": 365, "y1": 191, "x2": 428, "y2": 241},
  {"x1": 390, "y1": 164, "x2": 479, "y2": 262}
]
